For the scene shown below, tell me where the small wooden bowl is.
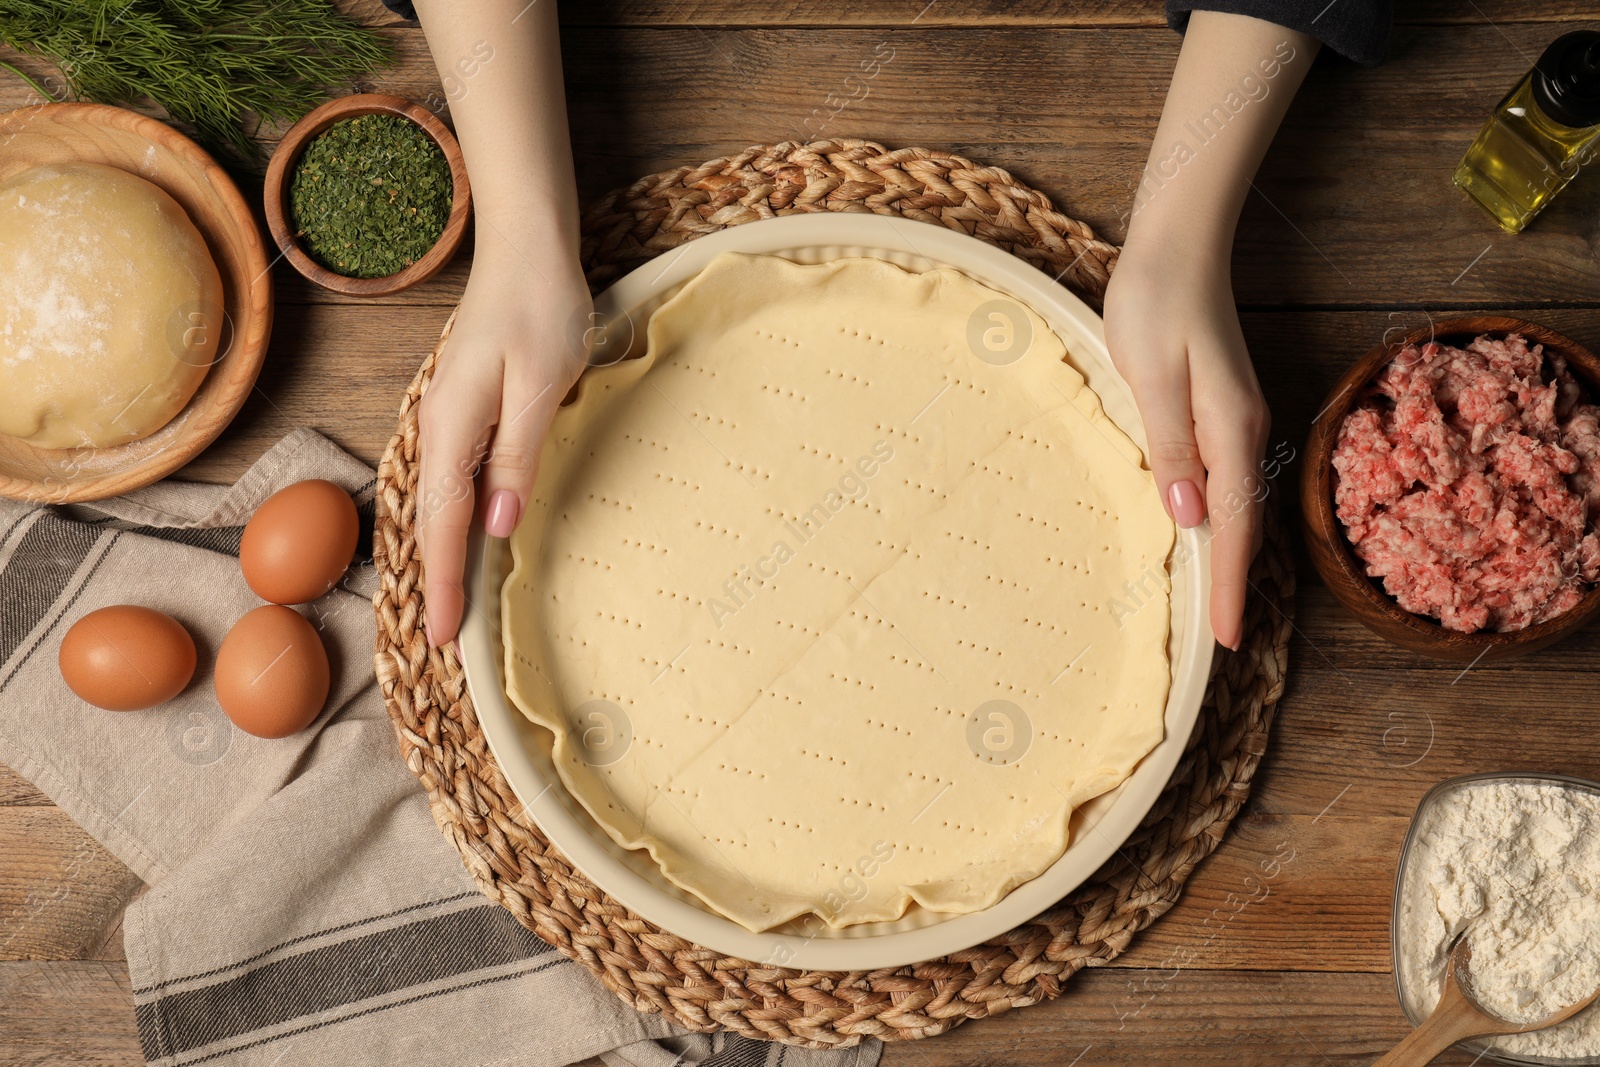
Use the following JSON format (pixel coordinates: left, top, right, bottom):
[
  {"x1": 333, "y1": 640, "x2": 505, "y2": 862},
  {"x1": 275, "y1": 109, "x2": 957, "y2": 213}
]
[
  {"x1": 1302, "y1": 316, "x2": 1600, "y2": 662},
  {"x1": 0, "y1": 102, "x2": 273, "y2": 504},
  {"x1": 263, "y1": 93, "x2": 471, "y2": 297}
]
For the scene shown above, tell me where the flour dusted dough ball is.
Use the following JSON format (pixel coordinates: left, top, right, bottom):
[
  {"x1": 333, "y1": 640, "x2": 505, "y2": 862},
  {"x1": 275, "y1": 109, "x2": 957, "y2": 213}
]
[{"x1": 0, "y1": 163, "x2": 224, "y2": 449}]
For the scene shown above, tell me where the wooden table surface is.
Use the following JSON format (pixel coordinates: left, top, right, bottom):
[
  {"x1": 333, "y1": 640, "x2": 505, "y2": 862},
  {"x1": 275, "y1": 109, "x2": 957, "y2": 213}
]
[{"x1": 5, "y1": 3, "x2": 1600, "y2": 1064}]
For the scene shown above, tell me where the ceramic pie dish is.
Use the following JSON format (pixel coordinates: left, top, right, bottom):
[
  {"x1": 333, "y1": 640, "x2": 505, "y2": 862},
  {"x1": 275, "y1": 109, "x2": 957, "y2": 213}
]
[{"x1": 457, "y1": 213, "x2": 1214, "y2": 970}]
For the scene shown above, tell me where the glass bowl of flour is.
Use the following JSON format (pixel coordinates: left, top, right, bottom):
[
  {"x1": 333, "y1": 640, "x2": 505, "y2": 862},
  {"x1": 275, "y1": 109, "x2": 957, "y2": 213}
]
[{"x1": 1394, "y1": 772, "x2": 1600, "y2": 1065}]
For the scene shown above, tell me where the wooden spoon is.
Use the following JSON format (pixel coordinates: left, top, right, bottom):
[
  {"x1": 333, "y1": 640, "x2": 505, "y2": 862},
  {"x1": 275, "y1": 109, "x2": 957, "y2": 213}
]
[{"x1": 1376, "y1": 935, "x2": 1600, "y2": 1066}]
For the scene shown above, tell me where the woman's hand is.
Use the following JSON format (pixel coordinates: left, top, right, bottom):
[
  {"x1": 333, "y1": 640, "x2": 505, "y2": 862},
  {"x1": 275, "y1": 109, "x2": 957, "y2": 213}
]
[
  {"x1": 1100, "y1": 11, "x2": 1318, "y2": 650},
  {"x1": 1104, "y1": 241, "x2": 1269, "y2": 651},
  {"x1": 416, "y1": 239, "x2": 591, "y2": 648},
  {"x1": 411, "y1": 0, "x2": 585, "y2": 648}
]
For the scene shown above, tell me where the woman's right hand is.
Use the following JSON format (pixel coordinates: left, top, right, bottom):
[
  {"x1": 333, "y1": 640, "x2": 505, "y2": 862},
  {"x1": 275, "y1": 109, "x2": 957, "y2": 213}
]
[
  {"x1": 1103, "y1": 239, "x2": 1270, "y2": 652},
  {"x1": 1098, "y1": 11, "x2": 1318, "y2": 650},
  {"x1": 416, "y1": 239, "x2": 592, "y2": 648},
  {"x1": 410, "y1": 0, "x2": 588, "y2": 649}
]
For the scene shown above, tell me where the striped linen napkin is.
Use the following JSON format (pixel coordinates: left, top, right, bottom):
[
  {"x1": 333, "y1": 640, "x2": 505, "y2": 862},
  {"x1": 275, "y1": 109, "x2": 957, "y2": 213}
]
[{"x1": 0, "y1": 429, "x2": 880, "y2": 1067}]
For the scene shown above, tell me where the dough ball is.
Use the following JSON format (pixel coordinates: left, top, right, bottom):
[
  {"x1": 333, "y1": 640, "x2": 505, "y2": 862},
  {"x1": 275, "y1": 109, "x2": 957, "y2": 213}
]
[{"x1": 0, "y1": 162, "x2": 224, "y2": 449}]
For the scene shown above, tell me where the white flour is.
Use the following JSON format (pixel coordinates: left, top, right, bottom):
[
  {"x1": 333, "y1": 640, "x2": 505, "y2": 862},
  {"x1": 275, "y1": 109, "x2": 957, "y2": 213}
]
[{"x1": 1398, "y1": 780, "x2": 1600, "y2": 1060}]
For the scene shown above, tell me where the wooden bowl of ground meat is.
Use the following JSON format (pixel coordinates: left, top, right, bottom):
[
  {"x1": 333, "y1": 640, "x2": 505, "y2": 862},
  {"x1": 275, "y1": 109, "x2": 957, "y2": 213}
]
[{"x1": 1303, "y1": 316, "x2": 1600, "y2": 662}]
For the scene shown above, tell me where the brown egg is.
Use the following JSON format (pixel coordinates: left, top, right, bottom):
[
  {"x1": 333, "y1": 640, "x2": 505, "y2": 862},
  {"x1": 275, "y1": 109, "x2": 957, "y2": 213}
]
[
  {"x1": 58, "y1": 605, "x2": 196, "y2": 711},
  {"x1": 240, "y1": 479, "x2": 359, "y2": 605},
  {"x1": 214, "y1": 605, "x2": 330, "y2": 738}
]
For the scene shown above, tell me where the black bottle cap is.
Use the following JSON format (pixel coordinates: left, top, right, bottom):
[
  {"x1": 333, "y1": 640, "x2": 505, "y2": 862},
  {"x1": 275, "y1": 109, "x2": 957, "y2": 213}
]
[{"x1": 1533, "y1": 30, "x2": 1600, "y2": 129}]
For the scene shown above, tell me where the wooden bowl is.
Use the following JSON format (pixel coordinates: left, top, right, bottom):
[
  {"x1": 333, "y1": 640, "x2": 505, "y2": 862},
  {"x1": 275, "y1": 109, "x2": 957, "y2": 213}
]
[
  {"x1": 263, "y1": 93, "x2": 471, "y2": 297},
  {"x1": 0, "y1": 103, "x2": 273, "y2": 504},
  {"x1": 1302, "y1": 315, "x2": 1600, "y2": 662}
]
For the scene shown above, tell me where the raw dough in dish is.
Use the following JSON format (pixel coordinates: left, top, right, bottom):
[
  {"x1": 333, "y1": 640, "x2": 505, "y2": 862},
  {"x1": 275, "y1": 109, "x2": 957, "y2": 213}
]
[
  {"x1": 0, "y1": 163, "x2": 223, "y2": 449},
  {"x1": 503, "y1": 252, "x2": 1175, "y2": 932}
]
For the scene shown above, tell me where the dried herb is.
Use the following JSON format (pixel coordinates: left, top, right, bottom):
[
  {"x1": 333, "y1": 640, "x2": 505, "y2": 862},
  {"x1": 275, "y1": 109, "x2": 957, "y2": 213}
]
[
  {"x1": 0, "y1": 0, "x2": 392, "y2": 166},
  {"x1": 289, "y1": 114, "x2": 452, "y2": 280}
]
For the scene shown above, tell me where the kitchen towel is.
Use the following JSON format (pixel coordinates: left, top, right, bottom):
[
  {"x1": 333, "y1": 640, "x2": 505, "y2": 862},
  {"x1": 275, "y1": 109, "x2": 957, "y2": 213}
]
[{"x1": 0, "y1": 428, "x2": 881, "y2": 1067}]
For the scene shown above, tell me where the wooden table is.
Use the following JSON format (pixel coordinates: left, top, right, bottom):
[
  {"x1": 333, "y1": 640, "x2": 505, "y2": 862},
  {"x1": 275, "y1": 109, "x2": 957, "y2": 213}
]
[{"x1": 4, "y1": 3, "x2": 1600, "y2": 1064}]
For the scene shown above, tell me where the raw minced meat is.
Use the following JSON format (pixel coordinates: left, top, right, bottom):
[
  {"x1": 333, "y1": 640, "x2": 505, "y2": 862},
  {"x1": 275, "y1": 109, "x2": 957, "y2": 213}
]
[{"x1": 1332, "y1": 333, "x2": 1600, "y2": 633}]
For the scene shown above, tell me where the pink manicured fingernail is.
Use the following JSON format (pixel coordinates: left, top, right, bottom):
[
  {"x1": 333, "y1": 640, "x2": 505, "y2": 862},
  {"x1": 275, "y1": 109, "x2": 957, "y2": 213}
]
[
  {"x1": 484, "y1": 490, "x2": 521, "y2": 538},
  {"x1": 1168, "y1": 480, "x2": 1204, "y2": 528},
  {"x1": 425, "y1": 620, "x2": 438, "y2": 648}
]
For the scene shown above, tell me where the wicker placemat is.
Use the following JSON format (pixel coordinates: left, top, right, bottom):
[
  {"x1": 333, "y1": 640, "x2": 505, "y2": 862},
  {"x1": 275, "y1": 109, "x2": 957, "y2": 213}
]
[{"x1": 372, "y1": 138, "x2": 1294, "y2": 1049}]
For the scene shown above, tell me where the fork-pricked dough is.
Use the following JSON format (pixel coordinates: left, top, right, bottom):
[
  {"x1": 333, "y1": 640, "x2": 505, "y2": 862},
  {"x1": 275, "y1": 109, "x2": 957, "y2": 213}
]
[{"x1": 504, "y1": 252, "x2": 1174, "y2": 932}]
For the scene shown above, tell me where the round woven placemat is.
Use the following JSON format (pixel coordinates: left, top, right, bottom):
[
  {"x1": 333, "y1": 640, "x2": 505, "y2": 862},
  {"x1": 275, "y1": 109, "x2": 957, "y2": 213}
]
[{"x1": 373, "y1": 138, "x2": 1294, "y2": 1049}]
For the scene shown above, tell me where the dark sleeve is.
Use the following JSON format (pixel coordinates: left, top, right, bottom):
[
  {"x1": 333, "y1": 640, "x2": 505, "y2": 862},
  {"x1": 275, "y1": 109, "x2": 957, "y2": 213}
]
[{"x1": 1167, "y1": 0, "x2": 1393, "y2": 66}]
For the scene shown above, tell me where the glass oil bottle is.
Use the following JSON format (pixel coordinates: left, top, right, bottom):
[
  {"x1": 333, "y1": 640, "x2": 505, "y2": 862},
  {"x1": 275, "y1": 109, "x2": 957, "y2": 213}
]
[{"x1": 1454, "y1": 30, "x2": 1600, "y2": 233}]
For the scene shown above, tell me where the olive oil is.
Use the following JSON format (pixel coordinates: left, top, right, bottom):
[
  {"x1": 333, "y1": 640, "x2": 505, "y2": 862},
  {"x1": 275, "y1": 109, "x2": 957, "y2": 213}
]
[{"x1": 1454, "y1": 30, "x2": 1600, "y2": 233}]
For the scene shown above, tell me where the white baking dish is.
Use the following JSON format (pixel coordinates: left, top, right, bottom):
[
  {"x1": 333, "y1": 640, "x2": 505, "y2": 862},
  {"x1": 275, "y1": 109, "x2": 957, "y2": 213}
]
[{"x1": 458, "y1": 213, "x2": 1214, "y2": 970}]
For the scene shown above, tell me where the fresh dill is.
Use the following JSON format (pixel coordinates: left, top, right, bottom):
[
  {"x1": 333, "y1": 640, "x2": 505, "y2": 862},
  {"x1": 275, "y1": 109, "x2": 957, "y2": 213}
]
[{"x1": 0, "y1": 0, "x2": 392, "y2": 164}]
